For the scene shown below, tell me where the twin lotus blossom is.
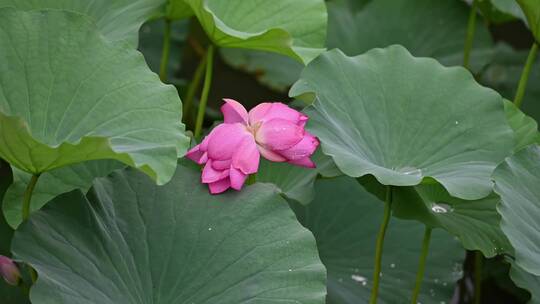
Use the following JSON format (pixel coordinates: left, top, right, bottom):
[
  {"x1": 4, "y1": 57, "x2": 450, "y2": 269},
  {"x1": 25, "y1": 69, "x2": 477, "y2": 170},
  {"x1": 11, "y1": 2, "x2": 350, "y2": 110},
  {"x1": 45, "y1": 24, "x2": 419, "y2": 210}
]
[
  {"x1": 186, "y1": 99, "x2": 319, "y2": 194},
  {"x1": 0, "y1": 255, "x2": 20, "y2": 286}
]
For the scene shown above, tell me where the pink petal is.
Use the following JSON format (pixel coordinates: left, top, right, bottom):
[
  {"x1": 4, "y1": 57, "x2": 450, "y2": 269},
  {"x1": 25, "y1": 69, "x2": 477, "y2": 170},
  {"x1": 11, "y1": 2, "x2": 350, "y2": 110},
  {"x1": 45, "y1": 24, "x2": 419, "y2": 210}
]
[
  {"x1": 278, "y1": 132, "x2": 319, "y2": 160},
  {"x1": 207, "y1": 123, "x2": 251, "y2": 160},
  {"x1": 0, "y1": 256, "x2": 20, "y2": 286},
  {"x1": 288, "y1": 157, "x2": 316, "y2": 168},
  {"x1": 221, "y1": 98, "x2": 248, "y2": 124},
  {"x1": 202, "y1": 161, "x2": 230, "y2": 183},
  {"x1": 248, "y1": 103, "x2": 272, "y2": 124},
  {"x1": 185, "y1": 145, "x2": 208, "y2": 164},
  {"x1": 185, "y1": 135, "x2": 211, "y2": 164},
  {"x1": 229, "y1": 167, "x2": 248, "y2": 190},
  {"x1": 249, "y1": 102, "x2": 306, "y2": 126},
  {"x1": 208, "y1": 178, "x2": 231, "y2": 194},
  {"x1": 257, "y1": 145, "x2": 287, "y2": 162},
  {"x1": 255, "y1": 118, "x2": 304, "y2": 151},
  {"x1": 199, "y1": 135, "x2": 210, "y2": 151},
  {"x1": 212, "y1": 159, "x2": 232, "y2": 170},
  {"x1": 232, "y1": 137, "x2": 260, "y2": 174}
]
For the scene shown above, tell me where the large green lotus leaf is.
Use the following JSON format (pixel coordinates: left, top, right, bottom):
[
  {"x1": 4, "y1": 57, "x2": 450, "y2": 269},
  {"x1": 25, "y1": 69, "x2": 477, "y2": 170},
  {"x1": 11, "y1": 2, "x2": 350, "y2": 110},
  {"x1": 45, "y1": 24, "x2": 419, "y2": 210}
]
[
  {"x1": 0, "y1": 9, "x2": 189, "y2": 184},
  {"x1": 291, "y1": 46, "x2": 514, "y2": 200},
  {"x1": 11, "y1": 164, "x2": 326, "y2": 304},
  {"x1": 292, "y1": 177, "x2": 464, "y2": 304},
  {"x1": 327, "y1": 0, "x2": 494, "y2": 72},
  {"x1": 3, "y1": 161, "x2": 124, "y2": 229},
  {"x1": 0, "y1": 0, "x2": 165, "y2": 47},
  {"x1": 517, "y1": 0, "x2": 540, "y2": 41},
  {"x1": 493, "y1": 145, "x2": 540, "y2": 276},
  {"x1": 389, "y1": 184, "x2": 512, "y2": 258},
  {"x1": 510, "y1": 263, "x2": 540, "y2": 304},
  {"x1": 184, "y1": 0, "x2": 327, "y2": 64},
  {"x1": 257, "y1": 150, "x2": 341, "y2": 205},
  {"x1": 504, "y1": 99, "x2": 540, "y2": 152},
  {"x1": 0, "y1": 161, "x2": 30, "y2": 303}
]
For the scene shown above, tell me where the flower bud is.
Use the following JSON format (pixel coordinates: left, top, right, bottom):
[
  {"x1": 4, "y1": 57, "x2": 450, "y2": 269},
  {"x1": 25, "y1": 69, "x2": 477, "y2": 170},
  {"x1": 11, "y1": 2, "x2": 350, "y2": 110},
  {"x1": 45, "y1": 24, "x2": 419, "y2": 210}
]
[{"x1": 0, "y1": 255, "x2": 21, "y2": 286}]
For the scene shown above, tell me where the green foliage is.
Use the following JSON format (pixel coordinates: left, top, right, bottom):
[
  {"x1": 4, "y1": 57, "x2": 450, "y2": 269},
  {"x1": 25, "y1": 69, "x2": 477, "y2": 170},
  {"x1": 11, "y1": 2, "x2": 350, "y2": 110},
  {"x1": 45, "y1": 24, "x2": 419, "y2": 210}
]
[
  {"x1": 220, "y1": 49, "x2": 303, "y2": 93},
  {"x1": 1, "y1": 0, "x2": 540, "y2": 302},
  {"x1": 3, "y1": 161, "x2": 124, "y2": 229},
  {"x1": 510, "y1": 263, "x2": 540, "y2": 304},
  {"x1": 292, "y1": 46, "x2": 513, "y2": 200},
  {"x1": 166, "y1": 0, "x2": 194, "y2": 20},
  {"x1": 504, "y1": 99, "x2": 540, "y2": 151},
  {"x1": 12, "y1": 164, "x2": 326, "y2": 304},
  {"x1": 0, "y1": 163, "x2": 13, "y2": 256},
  {"x1": 473, "y1": 0, "x2": 527, "y2": 24},
  {"x1": 0, "y1": 162, "x2": 30, "y2": 303},
  {"x1": 0, "y1": 9, "x2": 189, "y2": 184},
  {"x1": 327, "y1": 0, "x2": 494, "y2": 71},
  {"x1": 0, "y1": 0, "x2": 165, "y2": 47},
  {"x1": 183, "y1": 0, "x2": 327, "y2": 64},
  {"x1": 224, "y1": 0, "x2": 495, "y2": 90},
  {"x1": 481, "y1": 43, "x2": 540, "y2": 121},
  {"x1": 292, "y1": 177, "x2": 464, "y2": 304},
  {"x1": 517, "y1": 0, "x2": 540, "y2": 42},
  {"x1": 491, "y1": 0, "x2": 527, "y2": 22},
  {"x1": 257, "y1": 150, "x2": 340, "y2": 205},
  {"x1": 391, "y1": 184, "x2": 511, "y2": 257},
  {"x1": 138, "y1": 19, "x2": 189, "y2": 83},
  {"x1": 494, "y1": 145, "x2": 540, "y2": 276}
]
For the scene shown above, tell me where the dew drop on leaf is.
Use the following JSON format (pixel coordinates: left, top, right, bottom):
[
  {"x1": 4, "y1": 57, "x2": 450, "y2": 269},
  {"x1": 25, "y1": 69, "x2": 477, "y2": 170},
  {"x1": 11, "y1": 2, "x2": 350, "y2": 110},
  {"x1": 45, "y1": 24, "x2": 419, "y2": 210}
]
[
  {"x1": 431, "y1": 202, "x2": 453, "y2": 214},
  {"x1": 351, "y1": 274, "x2": 367, "y2": 286}
]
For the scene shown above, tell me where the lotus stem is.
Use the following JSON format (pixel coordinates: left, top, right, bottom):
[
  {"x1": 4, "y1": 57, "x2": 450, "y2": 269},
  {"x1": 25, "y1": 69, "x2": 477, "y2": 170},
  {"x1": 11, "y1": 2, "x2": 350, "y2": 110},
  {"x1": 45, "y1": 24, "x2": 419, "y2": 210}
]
[
  {"x1": 22, "y1": 173, "x2": 40, "y2": 283},
  {"x1": 183, "y1": 51, "x2": 208, "y2": 127},
  {"x1": 514, "y1": 42, "x2": 539, "y2": 108},
  {"x1": 22, "y1": 174, "x2": 39, "y2": 221},
  {"x1": 159, "y1": 19, "x2": 172, "y2": 82},
  {"x1": 474, "y1": 251, "x2": 483, "y2": 304},
  {"x1": 370, "y1": 185, "x2": 393, "y2": 304},
  {"x1": 194, "y1": 45, "x2": 215, "y2": 138},
  {"x1": 463, "y1": 0, "x2": 478, "y2": 70},
  {"x1": 410, "y1": 227, "x2": 432, "y2": 304}
]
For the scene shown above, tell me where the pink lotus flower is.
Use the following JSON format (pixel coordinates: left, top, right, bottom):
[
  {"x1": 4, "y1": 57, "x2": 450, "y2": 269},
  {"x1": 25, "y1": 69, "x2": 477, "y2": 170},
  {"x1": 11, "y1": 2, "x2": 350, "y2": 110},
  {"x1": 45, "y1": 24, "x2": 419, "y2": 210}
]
[
  {"x1": 0, "y1": 256, "x2": 20, "y2": 286},
  {"x1": 186, "y1": 99, "x2": 319, "y2": 194}
]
